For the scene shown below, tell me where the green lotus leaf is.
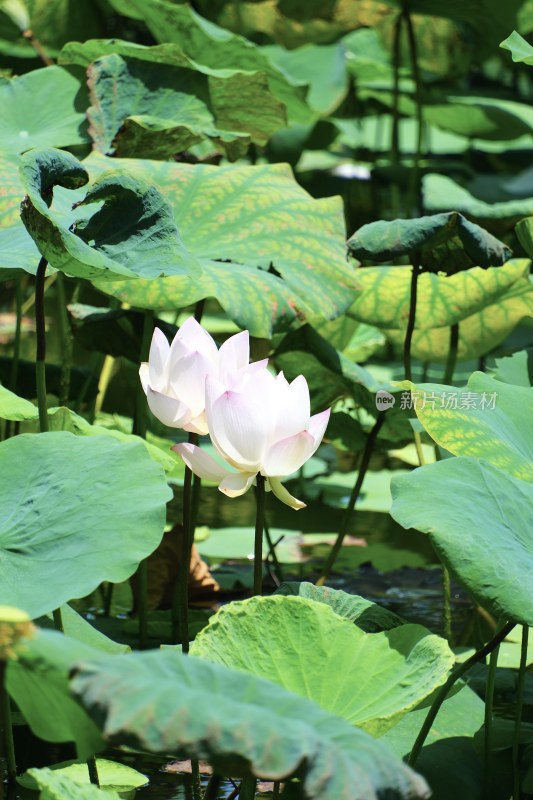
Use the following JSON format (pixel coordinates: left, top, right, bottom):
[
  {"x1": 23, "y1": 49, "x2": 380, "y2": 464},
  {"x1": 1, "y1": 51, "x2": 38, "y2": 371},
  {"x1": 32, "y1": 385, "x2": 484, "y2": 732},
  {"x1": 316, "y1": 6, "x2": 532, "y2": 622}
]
[
  {"x1": 85, "y1": 153, "x2": 355, "y2": 336},
  {"x1": 0, "y1": 432, "x2": 171, "y2": 617},
  {"x1": 0, "y1": 389, "x2": 180, "y2": 476},
  {"x1": 395, "y1": 371, "x2": 533, "y2": 481},
  {"x1": 424, "y1": 173, "x2": 533, "y2": 220},
  {"x1": 190, "y1": 596, "x2": 454, "y2": 735},
  {"x1": 19, "y1": 147, "x2": 200, "y2": 281},
  {"x1": 274, "y1": 582, "x2": 404, "y2": 631},
  {"x1": 492, "y1": 348, "x2": 533, "y2": 387},
  {"x1": 26, "y1": 769, "x2": 121, "y2": 800},
  {"x1": 391, "y1": 456, "x2": 533, "y2": 626},
  {"x1": 42, "y1": 604, "x2": 129, "y2": 656},
  {"x1": 21, "y1": 759, "x2": 146, "y2": 793},
  {"x1": 85, "y1": 53, "x2": 285, "y2": 160},
  {"x1": 67, "y1": 636, "x2": 430, "y2": 798},
  {"x1": 347, "y1": 212, "x2": 511, "y2": 272},
  {"x1": 349, "y1": 261, "x2": 533, "y2": 361},
  {"x1": 7, "y1": 631, "x2": 104, "y2": 760},
  {"x1": 0, "y1": 65, "x2": 88, "y2": 155},
  {"x1": 500, "y1": 30, "x2": 533, "y2": 65},
  {"x1": 106, "y1": 0, "x2": 311, "y2": 124},
  {"x1": 0, "y1": 152, "x2": 25, "y2": 228}
]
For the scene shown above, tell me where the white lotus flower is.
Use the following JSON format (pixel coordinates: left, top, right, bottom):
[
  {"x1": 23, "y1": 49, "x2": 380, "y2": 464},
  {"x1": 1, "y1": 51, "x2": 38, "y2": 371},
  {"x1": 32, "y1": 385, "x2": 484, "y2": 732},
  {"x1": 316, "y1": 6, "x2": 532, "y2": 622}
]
[
  {"x1": 139, "y1": 317, "x2": 266, "y2": 435},
  {"x1": 173, "y1": 369, "x2": 330, "y2": 509}
]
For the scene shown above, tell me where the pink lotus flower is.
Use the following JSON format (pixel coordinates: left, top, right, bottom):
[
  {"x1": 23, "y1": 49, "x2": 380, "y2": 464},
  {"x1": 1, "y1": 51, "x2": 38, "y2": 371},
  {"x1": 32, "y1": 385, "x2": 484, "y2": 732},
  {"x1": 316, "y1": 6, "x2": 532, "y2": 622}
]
[
  {"x1": 173, "y1": 369, "x2": 330, "y2": 509},
  {"x1": 139, "y1": 317, "x2": 266, "y2": 435}
]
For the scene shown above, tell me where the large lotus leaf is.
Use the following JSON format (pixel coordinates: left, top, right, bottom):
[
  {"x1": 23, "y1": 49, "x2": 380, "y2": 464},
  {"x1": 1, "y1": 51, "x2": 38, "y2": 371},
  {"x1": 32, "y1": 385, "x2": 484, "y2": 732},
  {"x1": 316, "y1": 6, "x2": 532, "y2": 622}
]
[
  {"x1": 500, "y1": 30, "x2": 533, "y2": 65},
  {"x1": 492, "y1": 347, "x2": 533, "y2": 387},
  {"x1": 7, "y1": 631, "x2": 104, "y2": 760},
  {"x1": 26, "y1": 769, "x2": 120, "y2": 800},
  {"x1": 110, "y1": 0, "x2": 311, "y2": 124},
  {"x1": 0, "y1": 66, "x2": 88, "y2": 155},
  {"x1": 19, "y1": 147, "x2": 200, "y2": 281},
  {"x1": 391, "y1": 456, "x2": 533, "y2": 626},
  {"x1": 0, "y1": 384, "x2": 38, "y2": 420},
  {"x1": 21, "y1": 759, "x2": 146, "y2": 793},
  {"x1": 347, "y1": 212, "x2": 511, "y2": 272},
  {"x1": 65, "y1": 637, "x2": 430, "y2": 799},
  {"x1": 0, "y1": 432, "x2": 171, "y2": 617},
  {"x1": 85, "y1": 153, "x2": 356, "y2": 336},
  {"x1": 350, "y1": 260, "x2": 532, "y2": 331},
  {"x1": 263, "y1": 42, "x2": 349, "y2": 115},
  {"x1": 86, "y1": 53, "x2": 286, "y2": 160},
  {"x1": 395, "y1": 371, "x2": 533, "y2": 481},
  {"x1": 274, "y1": 582, "x2": 404, "y2": 631},
  {"x1": 423, "y1": 173, "x2": 533, "y2": 222},
  {"x1": 190, "y1": 596, "x2": 454, "y2": 735}
]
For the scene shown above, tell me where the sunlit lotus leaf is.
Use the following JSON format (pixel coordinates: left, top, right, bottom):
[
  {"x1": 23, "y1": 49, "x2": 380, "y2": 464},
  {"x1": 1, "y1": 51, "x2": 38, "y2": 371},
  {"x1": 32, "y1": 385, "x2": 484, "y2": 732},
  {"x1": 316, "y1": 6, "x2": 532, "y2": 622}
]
[
  {"x1": 424, "y1": 173, "x2": 533, "y2": 221},
  {"x1": 191, "y1": 596, "x2": 454, "y2": 735},
  {"x1": 106, "y1": 0, "x2": 311, "y2": 124},
  {"x1": 21, "y1": 759, "x2": 146, "y2": 793},
  {"x1": 0, "y1": 390, "x2": 180, "y2": 475},
  {"x1": 85, "y1": 153, "x2": 355, "y2": 337},
  {"x1": 25, "y1": 769, "x2": 120, "y2": 800},
  {"x1": 348, "y1": 261, "x2": 533, "y2": 361},
  {"x1": 19, "y1": 147, "x2": 200, "y2": 281},
  {"x1": 0, "y1": 432, "x2": 171, "y2": 617},
  {"x1": 0, "y1": 153, "x2": 24, "y2": 227},
  {"x1": 391, "y1": 457, "x2": 533, "y2": 626},
  {"x1": 395, "y1": 371, "x2": 533, "y2": 481},
  {"x1": 347, "y1": 212, "x2": 511, "y2": 272},
  {"x1": 0, "y1": 66, "x2": 88, "y2": 156},
  {"x1": 274, "y1": 582, "x2": 404, "y2": 631},
  {"x1": 65, "y1": 634, "x2": 430, "y2": 798},
  {"x1": 500, "y1": 30, "x2": 533, "y2": 65}
]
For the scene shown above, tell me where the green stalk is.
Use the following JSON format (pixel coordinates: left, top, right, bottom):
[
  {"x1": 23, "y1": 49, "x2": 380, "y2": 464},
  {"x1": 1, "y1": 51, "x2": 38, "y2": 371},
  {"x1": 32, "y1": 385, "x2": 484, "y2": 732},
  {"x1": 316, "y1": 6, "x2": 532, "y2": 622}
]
[
  {"x1": 513, "y1": 625, "x2": 528, "y2": 800},
  {"x1": 0, "y1": 662, "x2": 16, "y2": 785},
  {"x1": 317, "y1": 413, "x2": 385, "y2": 587},
  {"x1": 35, "y1": 256, "x2": 49, "y2": 433},
  {"x1": 52, "y1": 608, "x2": 64, "y2": 633},
  {"x1": 254, "y1": 475, "x2": 266, "y2": 596},
  {"x1": 56, "y1": 273, "x2": 73, "y2": 407},
  {"x1": 172, "y1": 433, "x2": 198, "y2": 650},
  {"x1": 264, "y1": 521, "x2": 284, "y2": 584},
  {"x1": 483, "y1": 635, "x2": 501, "y2": 796},
  {"x1": 408, "y1": 620, "x2": 515, "y2": 766},
  {"x1": 9, "y1": 275, "x2": 23, "y2": 394},
  {"x1": 133, "y1": 311, "x2": 155, "y2": 650},
  {"x1": 203, "y1": 774, "x2": 222, "y2": 800},
  {"x1": 443, "y1": 323, "x2": 459, "y2": 385},
  {"x1": 403, "y1": 7, "x2": 424, "y2": 216},
  {"x1": 390, "y1": 11, "x2": 403, "y2": 218},
  {"x1": 272, "y1": 781, "x2": 281, "y2": 799},
  {"x1": 403, "y1": 254, "x2": 421, "y2": 383},
  {"x1": 87, "y1": 756, "x2": 100, "y2": 786},
  {"x1": 239, "y1": 776, "x2": 256, "y2": 800}
]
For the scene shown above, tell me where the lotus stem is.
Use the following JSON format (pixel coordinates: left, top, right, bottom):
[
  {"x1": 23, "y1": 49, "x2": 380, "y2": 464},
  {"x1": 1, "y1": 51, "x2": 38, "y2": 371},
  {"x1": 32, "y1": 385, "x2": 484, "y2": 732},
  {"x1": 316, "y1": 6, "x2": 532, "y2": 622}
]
[
  {"x1": 35, "y1": 256, "x2": 49, "y2": 433},
  {"x1": 172, "y1": 433, "x2": 198, "y2": 650},
  {"x1": 52, "y1": 608, "x2": 64, "y2": 633},
  {"x1": 403, "y1": 7, "x2": 424, "y2": 216},
  {"x1": 134, "y1": 310, "x2": 155, "y2": 650},
  {"x1": 483, "y1": 633, "x2": 501, "y2": 796},
  {"x1": 239, "y1": 776, "x2": 256, "y2": 800},
  {"x1": 443, "y1": 323, "x2": 459, "y2": 385},
  {"x1": 513, "y1": 625, "x2": 528, "y2": 800},
  {"x1": 203, "y1": 774, "x2": 222, "y2": 799},
  {"x1": 0, "y1": 662, "x2": 16, "y2": 785},
  {"x1": 403, "y1": 255, "x2": 421, "y2": 383},
  {"x1": 9, "y1": 275, "x2": 23, "y2": 395},
  {"x1": 390, "y1": 11, "x2": 403, "y2": 218},
  {"x1": 408, "y1": 620, "x2": 515, "y2": 766},
  {"x1": 253, "y1": 475, "x2": 266, "y2": 596},
  {"x1": 56, "y1": 273, "x2": 73, "y2": 407},
  {"x1": 87, "y1": 756, "x2": 100, "y2": 786},
  {"x1": 316, "y1": 413, "x2": 385, "y2": 586}
]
